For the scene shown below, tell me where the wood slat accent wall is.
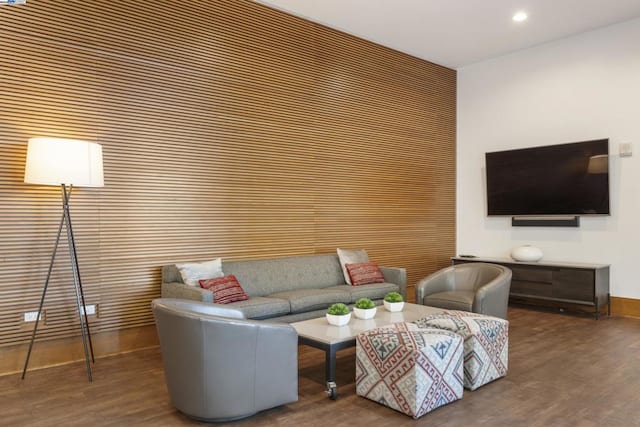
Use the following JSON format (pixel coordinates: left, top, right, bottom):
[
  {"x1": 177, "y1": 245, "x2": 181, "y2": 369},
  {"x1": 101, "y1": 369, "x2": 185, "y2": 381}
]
[{"x1": 0, "y1": 0, "x2": 456, "y2": 361}]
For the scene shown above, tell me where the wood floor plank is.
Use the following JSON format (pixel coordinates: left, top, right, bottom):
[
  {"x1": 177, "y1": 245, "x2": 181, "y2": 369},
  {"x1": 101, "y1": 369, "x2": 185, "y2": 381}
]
[{"x1": 2, "y1": 306, "x2": 639, "y2": 426}]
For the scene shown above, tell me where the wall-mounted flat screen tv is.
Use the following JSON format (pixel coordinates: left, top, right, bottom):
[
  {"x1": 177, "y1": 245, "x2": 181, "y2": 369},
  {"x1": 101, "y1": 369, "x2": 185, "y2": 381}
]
[{"x1": 486, "y1": 139, "x2": 610, "y2": 216}]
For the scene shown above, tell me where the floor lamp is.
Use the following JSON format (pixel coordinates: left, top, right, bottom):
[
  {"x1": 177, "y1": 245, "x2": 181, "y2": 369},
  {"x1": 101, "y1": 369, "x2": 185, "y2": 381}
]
[{"x1": 22, "y1": 137, "x2": 104, "y2": 382}]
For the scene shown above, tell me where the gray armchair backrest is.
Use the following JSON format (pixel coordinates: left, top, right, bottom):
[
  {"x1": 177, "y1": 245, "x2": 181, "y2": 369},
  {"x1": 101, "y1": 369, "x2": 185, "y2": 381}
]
[
  {"x1": 155, "y1": 297, "x2": 246, "y2": 319},
  {"x1": 416, "y1": 263, "x2": 512, "y2": 319},
  {"x1": 151, "y1": 298, "x2": 298, "y2": 422},
  {"x1": 452, "y1": 263, "x2": 506, "y2": 292}
]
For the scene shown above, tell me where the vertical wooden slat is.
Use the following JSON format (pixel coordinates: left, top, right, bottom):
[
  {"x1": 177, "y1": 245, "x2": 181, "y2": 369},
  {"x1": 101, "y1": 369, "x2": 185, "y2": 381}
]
[{"x1": 0, "y1": 0, "x2": 455, "y2": 358}]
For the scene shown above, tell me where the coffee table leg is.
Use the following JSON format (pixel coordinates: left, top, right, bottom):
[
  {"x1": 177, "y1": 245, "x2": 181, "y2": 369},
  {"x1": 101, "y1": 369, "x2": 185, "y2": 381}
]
[
  {"x1": 326, "y1": 345, "x2": 337, "y2": 400},
  {"x1": 296, "y1": 336, "x2": 355, "y2": 400}
]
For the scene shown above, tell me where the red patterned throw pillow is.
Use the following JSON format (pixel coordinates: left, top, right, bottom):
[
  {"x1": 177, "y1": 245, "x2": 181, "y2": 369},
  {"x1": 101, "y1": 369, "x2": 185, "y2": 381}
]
[
  {"x1": 345, "y1": 262, "x2": 385, "y2": 286},
  {"x1": 199, "y1": 275, "x2": 249, "y2": 304}
]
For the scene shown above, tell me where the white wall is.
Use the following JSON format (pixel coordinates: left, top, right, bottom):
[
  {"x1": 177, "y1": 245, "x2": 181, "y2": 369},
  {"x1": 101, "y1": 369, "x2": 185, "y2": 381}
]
[{"x1": 457, "y1": 18, "x2": 640, "y2": 299}]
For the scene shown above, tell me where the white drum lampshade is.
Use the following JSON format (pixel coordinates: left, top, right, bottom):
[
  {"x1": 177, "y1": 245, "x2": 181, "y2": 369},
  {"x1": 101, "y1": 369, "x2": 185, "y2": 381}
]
[{"x1": 24, "y1": 137, "x2": 104, "y2": 187}]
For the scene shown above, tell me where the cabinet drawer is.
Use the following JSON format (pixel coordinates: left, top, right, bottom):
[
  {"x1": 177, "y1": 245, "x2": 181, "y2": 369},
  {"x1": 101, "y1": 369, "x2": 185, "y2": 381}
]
[
  {"x1": 510, "y1": 266, "x2": 553, "y2": 283},
  {"x1": 552, "y1": 269, "x2": 594, "y2": 302},
  {"x1": 511, "y1": 280, "x2": 553, "y2": 297}
]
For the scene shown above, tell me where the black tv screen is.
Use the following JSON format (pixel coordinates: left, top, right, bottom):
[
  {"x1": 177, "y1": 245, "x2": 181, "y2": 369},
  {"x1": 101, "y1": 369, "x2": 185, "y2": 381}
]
[{"x1": 486, "y1": 139, "x2": 610, "y2": 216}]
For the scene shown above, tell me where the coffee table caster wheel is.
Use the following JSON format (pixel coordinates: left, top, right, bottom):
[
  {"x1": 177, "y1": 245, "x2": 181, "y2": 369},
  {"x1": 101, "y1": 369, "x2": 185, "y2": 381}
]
[{"x1": 326, "y1": 382, "x2": 337, "y2": 400}]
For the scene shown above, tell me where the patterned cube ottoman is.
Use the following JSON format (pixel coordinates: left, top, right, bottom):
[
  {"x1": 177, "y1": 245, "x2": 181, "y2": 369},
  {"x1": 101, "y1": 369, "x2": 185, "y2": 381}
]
[
  {"x1": 414, "y1": 311, "x2": 509, "y2": 391},
  {"x1": 356, "y1": 322, "x2": 464, "y2": 419}
]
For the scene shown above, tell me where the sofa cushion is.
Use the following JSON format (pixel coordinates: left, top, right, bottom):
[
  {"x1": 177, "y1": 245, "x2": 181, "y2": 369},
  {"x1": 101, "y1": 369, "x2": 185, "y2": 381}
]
[
  {"x1": 225, "y1": 297, "x2": 290, "y2": 320},
  {"x1": 345, "y1": 262, "x2": 385, "y2": 286},
  {"x1": 423, "y1": 291, "x2": 474, "y2": 312},
  {"x1": 199, "y1": 275, "x2": 249, "y2": 304},
  {"x1": 268, "y1": 288, "x2": 351, "y2": 314},
  {"x1": 327, "y1": 282, "x2": 400, "y2": 302}
]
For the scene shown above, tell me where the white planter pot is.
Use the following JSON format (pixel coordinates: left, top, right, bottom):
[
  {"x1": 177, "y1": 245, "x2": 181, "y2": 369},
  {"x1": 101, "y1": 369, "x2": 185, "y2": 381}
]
[
  {"x1": 383, "y1": 300, "x2": 405, "y2": 312},
  {"x1": 511, "y1": 245, "x2": 543, "y2": 262},
  {"x1": 326, "y1": 312, "x2": 351, "y2": 326},
  {"x1": 353, "y1": 307, "x2": 377, "y2": 320}
]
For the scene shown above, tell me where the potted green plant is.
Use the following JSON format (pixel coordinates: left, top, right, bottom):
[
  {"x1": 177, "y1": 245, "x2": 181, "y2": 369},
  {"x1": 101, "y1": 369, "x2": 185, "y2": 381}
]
[
  {"x1": 383, "y1": 292, "x2": 404, "y2": 312},
  {"x1": 326, "y1": 303, "x2": 351, "y2": 326},
  {"x1": 353, "y1": 298, "x2": 377, "y2": 320}
]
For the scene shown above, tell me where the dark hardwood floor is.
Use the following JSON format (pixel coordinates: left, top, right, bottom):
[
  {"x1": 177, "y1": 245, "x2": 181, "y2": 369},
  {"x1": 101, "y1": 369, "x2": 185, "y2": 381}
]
[{"x1": 2, "y1": 307, "x2": 640, "y2": 426}]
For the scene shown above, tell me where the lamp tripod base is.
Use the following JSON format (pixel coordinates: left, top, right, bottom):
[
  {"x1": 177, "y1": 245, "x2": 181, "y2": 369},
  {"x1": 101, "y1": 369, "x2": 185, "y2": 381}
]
[{"x1": 22, "y1": 184, "x2": 95, "y2": 382}]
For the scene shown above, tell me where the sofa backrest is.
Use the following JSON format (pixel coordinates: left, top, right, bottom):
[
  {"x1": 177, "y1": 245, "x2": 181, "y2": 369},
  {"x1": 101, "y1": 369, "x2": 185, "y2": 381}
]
[{"x1": 162, "y1": 254, "x2": 346, "y2": 296}]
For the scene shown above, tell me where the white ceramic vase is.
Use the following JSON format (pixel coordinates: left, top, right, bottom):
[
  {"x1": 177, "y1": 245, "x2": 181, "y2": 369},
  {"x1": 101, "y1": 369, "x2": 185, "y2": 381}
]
[
  {"x1": 511, "y1": 245, "x2": 543, "y2": 262},
  {"x1": 383, "y1": 301, "x2": 405, "y2": 312},
  {"x1": 353, "y1": 307, "x2": 377, "y2": 320},
  {"x1": 326, "y1": 312, "x2": 351, "y2": 326}
]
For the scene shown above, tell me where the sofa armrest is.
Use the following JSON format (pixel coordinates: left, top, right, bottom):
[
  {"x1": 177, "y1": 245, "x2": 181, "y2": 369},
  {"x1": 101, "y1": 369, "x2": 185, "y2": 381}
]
[
  {"x1": 380, "y1": 266, "x2": 407, "y2": 300},
  {"x1": 161, "y1": 281, "x2": 214, "y2": 303}
]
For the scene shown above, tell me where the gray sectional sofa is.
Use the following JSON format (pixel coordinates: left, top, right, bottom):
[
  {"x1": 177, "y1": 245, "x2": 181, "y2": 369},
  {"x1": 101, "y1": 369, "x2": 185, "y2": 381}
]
[{"x1": 161, "y1": 254, "x2": 407, "y2": 323}]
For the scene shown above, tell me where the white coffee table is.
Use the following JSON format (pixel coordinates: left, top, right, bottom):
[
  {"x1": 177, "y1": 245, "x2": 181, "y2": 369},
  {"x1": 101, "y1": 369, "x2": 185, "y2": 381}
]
[{"x1": 291, "y1": 303, "x2": 443, "y2": 399}]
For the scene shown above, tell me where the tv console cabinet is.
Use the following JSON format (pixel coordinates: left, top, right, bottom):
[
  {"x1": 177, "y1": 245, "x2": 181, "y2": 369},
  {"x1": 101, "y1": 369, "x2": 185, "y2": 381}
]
[{"x1": 451, "y1": 257, "x2": 610, "y2": 319}]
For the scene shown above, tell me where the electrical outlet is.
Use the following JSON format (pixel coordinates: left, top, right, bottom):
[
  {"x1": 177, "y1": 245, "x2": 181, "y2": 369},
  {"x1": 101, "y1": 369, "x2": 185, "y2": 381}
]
[
  {"x1": 81, "y1": 304, "x2": 97, "y2": 316},
  {"x1": 620, "y1": 142, "x2": 633, "y2": 157},
  {"x1": 24, "y1": 311, "x2": 43, "y2": 322}
]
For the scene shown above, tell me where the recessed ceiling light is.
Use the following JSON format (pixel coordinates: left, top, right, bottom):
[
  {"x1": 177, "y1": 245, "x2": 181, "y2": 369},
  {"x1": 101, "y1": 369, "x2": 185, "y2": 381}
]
[{"x1": 512, "y1": 11, "x2": 528, "y2": 22}]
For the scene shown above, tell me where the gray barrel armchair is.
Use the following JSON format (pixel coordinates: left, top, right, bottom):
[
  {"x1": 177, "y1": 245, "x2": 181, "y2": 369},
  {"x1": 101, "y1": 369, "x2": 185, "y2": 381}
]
[
  {"x1": 415, "y1": 263, "x2": 512, "y2": 319},
  {"x1": 152, "y1": 298, "x2": 298, "y2": 422}
]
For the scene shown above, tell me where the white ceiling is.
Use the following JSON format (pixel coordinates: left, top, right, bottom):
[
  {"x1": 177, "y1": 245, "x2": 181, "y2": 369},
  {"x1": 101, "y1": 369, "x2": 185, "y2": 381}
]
[{"x1": 256, "y1": 0, "x2": 640, "y2": 68}]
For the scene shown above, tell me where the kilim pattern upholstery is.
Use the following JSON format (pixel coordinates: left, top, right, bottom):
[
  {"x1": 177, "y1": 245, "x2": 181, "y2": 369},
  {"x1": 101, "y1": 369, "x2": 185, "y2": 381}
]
[
  {"x1": 345, "y1": 262, "x2": 386, "y2": 286},
  {"x1": 414, "y1": 311, "x2": 509, "y2": 391},
  {"x1": 356, "y1": 322, "x2": 464, "y2": 419}
]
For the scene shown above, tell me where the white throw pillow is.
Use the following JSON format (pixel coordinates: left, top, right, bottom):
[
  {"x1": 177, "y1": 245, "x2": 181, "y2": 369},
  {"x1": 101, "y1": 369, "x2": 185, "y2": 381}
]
[
  {"x1": 176, "y1": 258, "x2": 223, "y2": 287},
  {"x1": 337, "y1": 248, "x2": 369, "y2": 285}
]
